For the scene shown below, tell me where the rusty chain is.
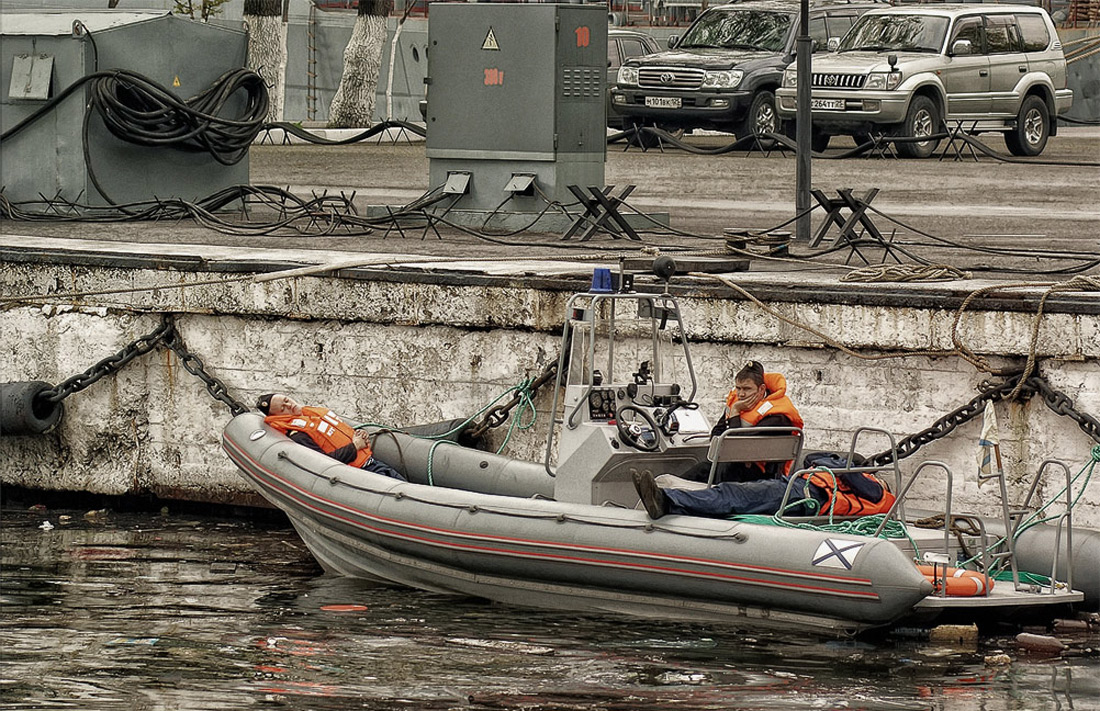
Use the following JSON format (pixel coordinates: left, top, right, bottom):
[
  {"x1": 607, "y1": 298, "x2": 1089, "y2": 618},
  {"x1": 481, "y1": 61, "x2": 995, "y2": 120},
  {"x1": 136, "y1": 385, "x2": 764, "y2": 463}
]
[
  {"x1": 163, "y1": 326, "x2": 250, "y2": 416},
  {"x1": 466, "y1": 358, "x2": 560, "y2": 440},
  {"x1": 38, "y1": 314, "x2": 248, "y2": 416},
  {"x1": 869, "y1": 372, "x2": 1100, "y2": 466},
  {"x1": 38, "y1": 318, "x2": 176, "y2": 404}
]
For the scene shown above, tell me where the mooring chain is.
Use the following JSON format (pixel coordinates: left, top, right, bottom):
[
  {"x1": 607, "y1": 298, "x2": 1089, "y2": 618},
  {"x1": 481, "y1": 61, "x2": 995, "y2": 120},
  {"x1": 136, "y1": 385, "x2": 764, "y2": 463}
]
[
  {"x1": 467, "y1": 358, "x2": 559, "y2": 440},
  {"x1": 1028, "y1": 376, "x2": 1100, "y2": 445},
  {"x1": 38, "y1": 318, "x2": 176, "y2": 404},
  {"x1": 866, "y1": 377, "x2": 1022, "y2": 466},
  {"x1": 162, "y1": 326, "x2": 250, "y2": 417},
  {"x1": 37, "y1": 314, "x2": 248, "y2": 417},
  {"x1": 869, "y1": 373, "x2": 1100, "y2": 466}
]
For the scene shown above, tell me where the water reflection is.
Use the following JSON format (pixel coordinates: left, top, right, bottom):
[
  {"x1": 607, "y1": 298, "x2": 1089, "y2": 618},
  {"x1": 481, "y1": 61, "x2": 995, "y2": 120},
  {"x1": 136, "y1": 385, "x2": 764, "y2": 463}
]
[{"x1": 2, "y1": 507, "x2": 1097, "y2": 710}]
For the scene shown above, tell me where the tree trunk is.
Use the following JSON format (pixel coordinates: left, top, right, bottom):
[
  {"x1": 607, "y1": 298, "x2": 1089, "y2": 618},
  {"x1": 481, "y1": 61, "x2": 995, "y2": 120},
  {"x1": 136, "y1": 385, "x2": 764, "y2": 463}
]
[
  {"x1": 328, "y1": 0, "x2": 392, "y2": 129},
  {"x1": 244, "y1": 0, "x2": 287, "y2": 123}
]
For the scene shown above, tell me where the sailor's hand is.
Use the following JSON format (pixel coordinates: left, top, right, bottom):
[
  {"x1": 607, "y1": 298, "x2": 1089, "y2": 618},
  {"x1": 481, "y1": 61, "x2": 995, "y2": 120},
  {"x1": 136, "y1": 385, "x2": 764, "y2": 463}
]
[
  {"x1": 733, "y1": 392, "x2": 762, "y2": 413},
  {"x1": 352, "y1": 430, "x2": 370, "y2": 450}
]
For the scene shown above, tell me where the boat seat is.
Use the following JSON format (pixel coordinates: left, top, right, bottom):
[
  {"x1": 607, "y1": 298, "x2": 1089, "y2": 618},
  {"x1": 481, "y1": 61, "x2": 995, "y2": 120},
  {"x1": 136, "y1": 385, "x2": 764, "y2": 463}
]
[{"x1": 706, "y1": 427, "x2": 804, "y2": 486}]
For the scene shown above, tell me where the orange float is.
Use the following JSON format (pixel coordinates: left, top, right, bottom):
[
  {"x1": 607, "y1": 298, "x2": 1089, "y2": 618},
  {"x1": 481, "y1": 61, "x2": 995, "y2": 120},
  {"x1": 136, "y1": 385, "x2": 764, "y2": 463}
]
[{"x1": 917, "y1": 564, "x2": 994, "y2": 597}]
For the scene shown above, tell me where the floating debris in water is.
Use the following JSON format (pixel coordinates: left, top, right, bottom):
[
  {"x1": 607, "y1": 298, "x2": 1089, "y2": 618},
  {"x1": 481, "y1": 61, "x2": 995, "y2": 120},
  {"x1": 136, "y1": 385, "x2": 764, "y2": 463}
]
[
  {"x1": 1016, "y1": 632, "x2": 1066, "y2": 654},
  {"x1": 38, "y1": 520, "x2": 53, "y2": 531},
  {"x1": 445, "y1": 637, "x2": 555, "y2": 655},
  {"x1": 319, "y1": 604, "x2": 368, "y2": 612},
  {"x1": 929, "y1": 624, "x2": 979, "y2": 645}
]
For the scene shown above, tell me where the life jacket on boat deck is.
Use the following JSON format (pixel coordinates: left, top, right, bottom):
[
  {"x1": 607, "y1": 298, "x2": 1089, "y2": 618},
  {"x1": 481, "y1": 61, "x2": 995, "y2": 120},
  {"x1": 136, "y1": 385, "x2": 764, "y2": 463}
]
[
  {"x1": 264, "y1": 406, "x2": 371, "y2": 468},
  {"x1": 722, "y1": 372, "x2": 804, "y2": 475},
  {"x1": 799, "y1": 469, "x2": 896, "y2": 517}
]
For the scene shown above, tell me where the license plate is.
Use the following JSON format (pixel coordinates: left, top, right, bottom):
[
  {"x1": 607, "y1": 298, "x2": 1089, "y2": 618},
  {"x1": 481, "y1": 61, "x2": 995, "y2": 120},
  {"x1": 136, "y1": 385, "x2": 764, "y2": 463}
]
[
  {"x1": 811, "y1": 98, "x2": 845, "y2": 110},
  {"x1": 645, "y1": 96, "x2": 682, "y2": 109}
]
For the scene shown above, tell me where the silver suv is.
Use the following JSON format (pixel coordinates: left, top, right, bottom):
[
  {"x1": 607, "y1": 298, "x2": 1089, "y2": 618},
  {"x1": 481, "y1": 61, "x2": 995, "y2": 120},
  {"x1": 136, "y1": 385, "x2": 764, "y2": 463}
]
[{"x1": 776, "y1": 4, "x2": 1073, "y2": 157}]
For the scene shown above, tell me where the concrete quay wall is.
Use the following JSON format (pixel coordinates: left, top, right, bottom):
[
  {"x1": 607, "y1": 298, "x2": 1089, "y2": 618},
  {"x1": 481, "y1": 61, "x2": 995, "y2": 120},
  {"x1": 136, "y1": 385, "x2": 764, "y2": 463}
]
[{"x1": 2, "y1": 260, "x2": 1098, "y2": 528}]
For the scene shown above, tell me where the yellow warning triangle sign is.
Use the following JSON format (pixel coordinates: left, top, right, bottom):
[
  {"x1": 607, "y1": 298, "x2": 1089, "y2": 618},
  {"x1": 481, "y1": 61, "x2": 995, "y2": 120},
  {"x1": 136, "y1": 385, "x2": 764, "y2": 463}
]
[
  {"x1": 482, "y1": 27, "x2": 500, "y2": 51},
  {"x1": 173, "y1": 76, "x2": 181, "y2": 87}
]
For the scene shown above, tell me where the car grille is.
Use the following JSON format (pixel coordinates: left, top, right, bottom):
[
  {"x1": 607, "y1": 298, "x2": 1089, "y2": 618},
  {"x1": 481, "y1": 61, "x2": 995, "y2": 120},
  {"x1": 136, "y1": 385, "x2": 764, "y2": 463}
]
[
  {"x1": 811, "y1": 73, "x2": 866, "y2": 89},
  {"x1": 638, "y1": 67, "x2": 706, "y2": 90}
]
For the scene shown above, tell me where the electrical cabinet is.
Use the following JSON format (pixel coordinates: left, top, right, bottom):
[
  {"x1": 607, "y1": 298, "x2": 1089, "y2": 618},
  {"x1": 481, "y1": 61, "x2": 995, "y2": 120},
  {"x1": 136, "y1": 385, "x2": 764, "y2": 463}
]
[
  {"x1": 425, "y1": 3, "x2": 607, "y2": 220},
  {"x1": 1, "y1": 12, "x2": 249, "y2": 209}
]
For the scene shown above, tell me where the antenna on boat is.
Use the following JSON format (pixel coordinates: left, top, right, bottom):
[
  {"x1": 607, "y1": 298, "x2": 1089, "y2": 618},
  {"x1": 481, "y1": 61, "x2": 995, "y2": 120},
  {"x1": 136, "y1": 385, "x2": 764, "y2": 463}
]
[{"x1": 652, "y1": 256, "x2": 677, "y2": 293}]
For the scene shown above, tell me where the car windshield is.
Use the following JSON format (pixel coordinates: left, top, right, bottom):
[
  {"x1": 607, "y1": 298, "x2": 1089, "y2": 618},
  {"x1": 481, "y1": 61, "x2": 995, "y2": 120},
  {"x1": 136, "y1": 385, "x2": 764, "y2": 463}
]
[
  {"x1": 838, "y1": 14, "x2": 949, "y2": 53},
  {"x1": 678, "y1": 9, "x2": 793, "y2": 52}
]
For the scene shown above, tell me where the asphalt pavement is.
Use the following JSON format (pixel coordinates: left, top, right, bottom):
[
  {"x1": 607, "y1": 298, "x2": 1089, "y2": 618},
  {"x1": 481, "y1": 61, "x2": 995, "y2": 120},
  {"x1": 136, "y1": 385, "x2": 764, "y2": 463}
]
[{"x1": 2, "y1": 126, "x2": 1097, "y2": 295}]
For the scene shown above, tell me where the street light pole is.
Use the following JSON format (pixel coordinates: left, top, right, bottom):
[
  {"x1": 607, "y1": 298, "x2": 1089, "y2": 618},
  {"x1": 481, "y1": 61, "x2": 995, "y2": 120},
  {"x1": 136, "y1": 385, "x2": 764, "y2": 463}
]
[{"x1": 795, "y1": 0, "x2": 812, "y2": 242}]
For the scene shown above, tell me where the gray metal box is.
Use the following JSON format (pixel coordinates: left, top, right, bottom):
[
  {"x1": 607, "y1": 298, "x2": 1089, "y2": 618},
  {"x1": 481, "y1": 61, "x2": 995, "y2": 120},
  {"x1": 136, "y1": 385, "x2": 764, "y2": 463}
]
[
  {"x1": 1, "y1": 11, "x2": 249, "y2": 209},
  {"x1": 425, "y1": 3, "x2": 606, "y2": 218}
]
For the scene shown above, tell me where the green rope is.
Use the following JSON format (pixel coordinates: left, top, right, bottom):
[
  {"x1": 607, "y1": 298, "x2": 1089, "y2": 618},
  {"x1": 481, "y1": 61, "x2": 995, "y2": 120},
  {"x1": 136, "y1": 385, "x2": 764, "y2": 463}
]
[
  {"x1": 729, "y1": 467, "x2": 919, "y2": 551},
  {"x1": 359, "y1": 375, "x2": 544, "y2": 486},
  {"x1": 955, "y1": 447, "x2": 1097, "y2": 572}
]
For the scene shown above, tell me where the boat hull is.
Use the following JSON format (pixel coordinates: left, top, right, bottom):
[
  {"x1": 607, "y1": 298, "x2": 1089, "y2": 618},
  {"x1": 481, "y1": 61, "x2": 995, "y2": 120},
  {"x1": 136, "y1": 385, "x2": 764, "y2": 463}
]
[{"x1": 223, "y1": 413, "x2": 932, "y2": 634}]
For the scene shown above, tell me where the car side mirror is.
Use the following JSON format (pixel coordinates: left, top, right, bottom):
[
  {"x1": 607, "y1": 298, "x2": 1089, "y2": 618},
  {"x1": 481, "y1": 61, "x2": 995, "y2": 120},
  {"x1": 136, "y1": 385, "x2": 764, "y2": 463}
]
[
  {"x1": 827, "y1": 37, "x2": 840, "y2": 52},
  {"x1": 668, "y1": 34, "x2": 679, "y2": 49},
  {"x1": 951, "y1": 38, "x2": 973, "y2": 56}
]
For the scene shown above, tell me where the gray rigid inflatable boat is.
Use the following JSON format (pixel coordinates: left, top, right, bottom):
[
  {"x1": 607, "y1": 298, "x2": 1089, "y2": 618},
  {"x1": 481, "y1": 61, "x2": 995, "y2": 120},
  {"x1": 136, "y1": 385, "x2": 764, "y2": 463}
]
[
  {"x1": 223, "y1": 413, "x2": 932, "y2": 634},
  {"x1": 223, "y1": 289, "x2": 1093, "y2": 633}
]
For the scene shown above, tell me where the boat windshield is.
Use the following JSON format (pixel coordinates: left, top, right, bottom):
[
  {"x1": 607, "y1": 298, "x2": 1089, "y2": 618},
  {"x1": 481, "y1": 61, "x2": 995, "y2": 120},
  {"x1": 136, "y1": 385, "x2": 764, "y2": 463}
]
[
  {"x1": 838, "y1": 14, "x2": 949, "y2": 53},
  {"x1": 677, "y1": 9, "x2": 793, "y2": 52}
]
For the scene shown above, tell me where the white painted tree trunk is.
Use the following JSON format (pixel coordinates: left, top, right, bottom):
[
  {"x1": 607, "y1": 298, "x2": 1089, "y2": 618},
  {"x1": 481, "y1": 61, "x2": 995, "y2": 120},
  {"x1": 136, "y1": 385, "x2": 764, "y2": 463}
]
[
  {"x1": 328, "y1": 14, "x2": 388, "y2": 128},
  {"x1": 245, "y1": 14, "x2": 287, "y2": 124}
]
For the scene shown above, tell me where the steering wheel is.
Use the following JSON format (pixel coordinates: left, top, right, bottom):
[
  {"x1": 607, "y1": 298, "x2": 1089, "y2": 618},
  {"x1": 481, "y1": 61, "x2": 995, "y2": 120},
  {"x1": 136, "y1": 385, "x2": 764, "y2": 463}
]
[{"x1": 615, "y1": 405, "x2": 661, "y2": 452}]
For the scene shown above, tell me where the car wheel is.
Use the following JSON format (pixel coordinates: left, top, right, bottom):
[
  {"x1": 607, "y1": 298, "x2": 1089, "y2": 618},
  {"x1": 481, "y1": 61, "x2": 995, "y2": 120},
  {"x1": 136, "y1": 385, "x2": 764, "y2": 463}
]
[
  {"x1": 896, "y1": 95, "x2": 941, "y2": 159},
  {"x1": 740, "y1": 90, "x2": 778, "y2": 146},
  {"x1": 1005, "y1": 95, "x2": 1049, "y2": 157}
]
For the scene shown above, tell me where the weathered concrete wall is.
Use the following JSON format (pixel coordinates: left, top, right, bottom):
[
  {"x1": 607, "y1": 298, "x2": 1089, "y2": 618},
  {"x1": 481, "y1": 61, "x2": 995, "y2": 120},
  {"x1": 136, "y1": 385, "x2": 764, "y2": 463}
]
[{"x1": 2, "y1": 262, "x2": 1098, "y2": 529}]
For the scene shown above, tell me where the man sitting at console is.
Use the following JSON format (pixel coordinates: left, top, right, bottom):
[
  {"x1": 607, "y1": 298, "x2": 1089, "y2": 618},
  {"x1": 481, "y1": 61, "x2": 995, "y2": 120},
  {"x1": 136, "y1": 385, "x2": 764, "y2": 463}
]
[{"x1": 256, "y1": 393, "x2": 405, "y2": 481}]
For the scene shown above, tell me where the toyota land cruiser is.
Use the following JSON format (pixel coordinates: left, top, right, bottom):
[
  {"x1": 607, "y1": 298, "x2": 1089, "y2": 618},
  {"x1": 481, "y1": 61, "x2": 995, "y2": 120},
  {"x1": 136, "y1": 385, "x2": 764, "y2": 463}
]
[
  {"x1": 610, "y1": 0, "x2": 887, "y2": 142},
  {"x1": 775, "y1": 4, "x2": 1073, "y2": 157}
]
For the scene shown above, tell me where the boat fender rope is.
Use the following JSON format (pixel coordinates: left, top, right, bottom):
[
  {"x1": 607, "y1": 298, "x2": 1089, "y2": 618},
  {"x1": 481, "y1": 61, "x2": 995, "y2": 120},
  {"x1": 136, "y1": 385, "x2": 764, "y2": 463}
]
[{"x1": 0, "y1": 381, "x2": 64, "y2": 436}]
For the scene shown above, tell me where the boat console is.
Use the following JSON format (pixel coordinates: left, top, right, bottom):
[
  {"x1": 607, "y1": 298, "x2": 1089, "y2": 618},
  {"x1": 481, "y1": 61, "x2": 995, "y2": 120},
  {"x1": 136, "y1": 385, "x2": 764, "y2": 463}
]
[{"x1": 547, "y1": 290, "x2": 715, "y2": 506}]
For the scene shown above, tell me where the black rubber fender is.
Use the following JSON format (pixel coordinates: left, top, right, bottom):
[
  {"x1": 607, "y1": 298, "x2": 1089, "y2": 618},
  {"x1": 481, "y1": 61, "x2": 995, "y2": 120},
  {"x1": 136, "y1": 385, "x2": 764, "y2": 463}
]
[{"x1": 0, "y1": 381, "x2": 64, "y2": 435}]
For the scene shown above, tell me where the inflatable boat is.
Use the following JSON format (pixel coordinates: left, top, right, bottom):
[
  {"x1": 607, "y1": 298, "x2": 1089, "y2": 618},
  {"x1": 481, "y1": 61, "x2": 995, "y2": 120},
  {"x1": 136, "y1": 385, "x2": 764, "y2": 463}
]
[{"x1": 223, "y1": 286, "x2": 1095, "y2": 634}]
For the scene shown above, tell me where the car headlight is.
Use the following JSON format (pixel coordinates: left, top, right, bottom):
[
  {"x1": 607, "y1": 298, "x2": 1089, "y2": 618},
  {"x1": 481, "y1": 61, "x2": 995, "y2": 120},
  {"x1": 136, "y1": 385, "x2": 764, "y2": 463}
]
[
  {"x1": 617, "y1": 66, "x2": 640, "y2": 86},
  {"x1": 702, "y1": 69, "x2": 743, "y2": 89},
  {"x1": 864, "y1": 71, "x2": 902, "y2": 90},
  {"x1": 782, "y1": 68, "x2": 797, "y2": 89}
]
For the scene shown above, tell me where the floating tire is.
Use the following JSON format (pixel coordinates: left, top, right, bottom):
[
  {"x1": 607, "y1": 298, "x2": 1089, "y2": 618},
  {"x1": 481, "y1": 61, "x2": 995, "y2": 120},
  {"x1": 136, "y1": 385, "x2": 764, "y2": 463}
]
[{"x1": 0, "y1": 381, "x2": 64, "y2": 435}]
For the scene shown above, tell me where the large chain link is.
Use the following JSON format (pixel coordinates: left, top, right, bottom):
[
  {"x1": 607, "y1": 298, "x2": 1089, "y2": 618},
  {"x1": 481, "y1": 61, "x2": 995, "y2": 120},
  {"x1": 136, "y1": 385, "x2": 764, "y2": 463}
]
[
  {"x1": 163, "y1": 327, "x2": 250, "y2": 417},
  {"x1": 466, "y1": 358, "x2": 559, "y2": 440},
  {"x1": 39, "y1": 318, "x2": 176, "y2": 403},
  {"x1": 1029, "y1": 376, "x2": 1100, "y2": 444},
  {"x1": 38, "y1": 314, "x2": 248, "y2": 416},
  {"x1": 869, "y1": 372, "x2": 1100, "y2": 466}
]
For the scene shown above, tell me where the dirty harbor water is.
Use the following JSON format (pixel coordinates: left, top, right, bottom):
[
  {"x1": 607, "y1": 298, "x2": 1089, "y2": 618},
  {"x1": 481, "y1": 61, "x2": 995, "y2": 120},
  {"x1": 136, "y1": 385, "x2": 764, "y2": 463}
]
[{"x1": 2, "y1": 507, "x2": 1098, "y2": 711}]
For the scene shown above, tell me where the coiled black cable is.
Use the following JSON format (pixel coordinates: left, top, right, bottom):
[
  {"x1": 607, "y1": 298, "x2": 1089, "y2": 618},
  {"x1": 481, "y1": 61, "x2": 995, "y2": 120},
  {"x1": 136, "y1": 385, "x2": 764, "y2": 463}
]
[{"x1": 87, "y1": 68, "x2": 268, "y2": 165}]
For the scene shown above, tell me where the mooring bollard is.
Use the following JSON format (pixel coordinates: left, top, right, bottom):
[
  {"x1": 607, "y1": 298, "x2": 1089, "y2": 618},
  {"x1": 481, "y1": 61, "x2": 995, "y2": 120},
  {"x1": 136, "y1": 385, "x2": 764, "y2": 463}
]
[{"x1": 0, "y1": 381, "x2": 64, "y2": 436}]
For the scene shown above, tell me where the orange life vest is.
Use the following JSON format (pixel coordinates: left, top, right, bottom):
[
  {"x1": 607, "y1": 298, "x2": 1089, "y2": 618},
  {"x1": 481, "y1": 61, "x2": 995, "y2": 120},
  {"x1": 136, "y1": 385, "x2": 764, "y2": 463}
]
[
  {"x1": 723, "y1": 372, "x2": 804, "y2": 474},
  {"x1": 802, "y1": 469, "x2": 896, "y2": 517},
  {"x1": 264, "y1": 406, "x2": 371, "y2": 468},
  {"x1": 724, "y1": 372, "x2": 804, "y2": 430}
]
